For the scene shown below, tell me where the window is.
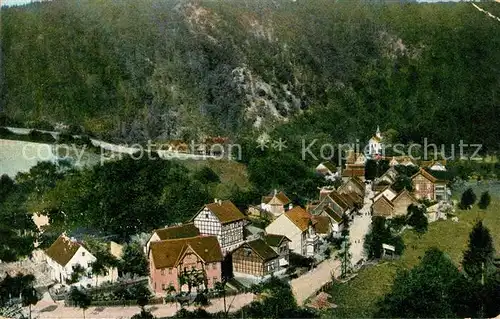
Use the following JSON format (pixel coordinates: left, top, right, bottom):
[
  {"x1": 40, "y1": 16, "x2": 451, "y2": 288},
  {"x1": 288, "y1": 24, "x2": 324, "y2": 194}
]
[
  {"x1": 87, "y1": 262, "x2": 92, "y2": 268},
  {"x1": 161, "y1": 269, "x2": 165, "y2": 276},
  {"x1": 212, "y1": 263, "x2": 217, "y2": 270},
  {"x1": 168, "y1": 268, "x2": 172, "y2": 274},
  {"x1": 205, "y1": 213, "x2": 209, "y2": 219},
  {"x1": 81, "y1": 252, "x2": 85, "y2": 256},
  {"x1": 162, "y1": 284, "x2": 166, "y2": 290}
]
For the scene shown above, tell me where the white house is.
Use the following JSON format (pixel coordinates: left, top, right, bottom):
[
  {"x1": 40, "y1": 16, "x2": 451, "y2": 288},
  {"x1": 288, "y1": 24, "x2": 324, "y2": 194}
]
[
  {"x1": 265, "y1": 207, "x2": 319, "y2": 257},
  {"x1": 45, "y1": 234, "x2": 119, "y2": 286},
  {"x1": 191, "y1": 199, "x2": 247, "y2": 254},
  {"x1": 367, "y1": 126, "x2": 383, "y2": 157},
  {"x1": 260, "y1": 190, "x2": 292, "y2": 219},
  {"x1": 316, "y1": 206, "x2": 344, "y2": 238}
]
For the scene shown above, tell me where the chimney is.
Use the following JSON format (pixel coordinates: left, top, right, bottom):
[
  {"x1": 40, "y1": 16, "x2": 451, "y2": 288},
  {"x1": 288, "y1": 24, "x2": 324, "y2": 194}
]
[
  {"x1": 274, "y1": 189, "x2": 277, "y2": 196},
  {"x1": 214, "y1": 198, "x2": 218, "y2": 203},
  {"x1": 218, "y1": 199, "x2": 222, "y2": 205}
]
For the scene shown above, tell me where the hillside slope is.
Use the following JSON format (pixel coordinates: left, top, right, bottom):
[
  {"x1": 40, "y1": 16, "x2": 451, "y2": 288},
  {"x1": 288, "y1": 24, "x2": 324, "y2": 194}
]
[{"x1": 1, "y1": 0, "x2": 499, "y2": 147}]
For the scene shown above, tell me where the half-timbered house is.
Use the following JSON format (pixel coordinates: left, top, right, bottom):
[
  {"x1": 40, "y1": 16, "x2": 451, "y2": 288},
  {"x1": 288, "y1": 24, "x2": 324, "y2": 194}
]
[
  {"x1": 192, "y1": 200, "x2": 247, "y2": 254},
  {"x1": 232, "y1": 239, "x2": 280, "y2": 278}
]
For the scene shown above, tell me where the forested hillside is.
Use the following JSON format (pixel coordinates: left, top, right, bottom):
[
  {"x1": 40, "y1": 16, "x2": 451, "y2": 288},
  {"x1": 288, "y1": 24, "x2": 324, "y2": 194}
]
[{"x1": 1, "y1": 0, "x2": 499, "y2": 148}]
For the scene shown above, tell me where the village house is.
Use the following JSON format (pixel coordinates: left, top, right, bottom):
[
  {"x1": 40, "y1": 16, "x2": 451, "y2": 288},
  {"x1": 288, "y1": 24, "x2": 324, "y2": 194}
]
[
  {"x1": 45, "y1": 234, "x2": 117, "y2": 286},
  {"x1": 411, "y1": 168, "x2": 448, "y2": 202},
  {"x1": 372, "y1": 195, "x2": 394, "y2": 218},
  {"x1": 319, "y1": 191, "x2": 353, "y2": 217},
  {"x1": 260, "y1": 190, "x2": 292, "y2": 219},
  {"x1": 400, "y1": 157, "x2": 417, "y2": 167},
  {"x1": 263, "y1": 234, "x2": 291, "y2": 267},
  {"x1": 314, "y1": 206, "x2": 344, "y2": 237},
  {"x1": 232, "y1": 239, "x2": 281, "y2": 278},
  {"x1": 372, "y1": 188, "x2": 418, "y2": 218},
  {"x1": 337, "y1": 176, "x2": 366, "y2": 198},
  {"x1": 315, "y1": 161, "x2": 338, "y2": 179},
  {"x1": 421, "y1": 160, "x2": 447, "y2": 171},
  {"x1": 391, "y1": 189, "x2": 418, "y2": 216},
  {"x1": 341, "y1": 164, "x2": 365, "y2": 183},
  {"x1": 148, "y1": 236, "x2": 223, "y2": 295},
  {"x1": 191, "y1": 200, "x2": 247, "y2": 254},
  {"x1": 377, "y1": 166, "x2": 399, "y2": 184},
  {"x1": 145, "y1": 223, "x2": 200, "y2": 255},
  {"x1": 265, "y1": 207, "x2": 320, "y2": 257},
  {"x1": 373, "y1": 185, "x2": 398, "y2": 203},
  {"x1": 311, "y1": 215, "x2": 332, "y2": 237},
  {"x1": 388, "y1": 157, "x2": 400, "y2": 167}
]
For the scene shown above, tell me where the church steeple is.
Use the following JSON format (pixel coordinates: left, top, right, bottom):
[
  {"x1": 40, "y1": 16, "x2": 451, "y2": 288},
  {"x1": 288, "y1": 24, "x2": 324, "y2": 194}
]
[{"x1": 376, "y1": 126, "x2": 381, "y2": 139}]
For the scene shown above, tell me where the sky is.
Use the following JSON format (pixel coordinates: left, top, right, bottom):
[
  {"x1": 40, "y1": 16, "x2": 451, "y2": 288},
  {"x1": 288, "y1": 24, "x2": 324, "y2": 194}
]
[{"x1": 2, "y1": 0, "x2": 38, "y2": 6}]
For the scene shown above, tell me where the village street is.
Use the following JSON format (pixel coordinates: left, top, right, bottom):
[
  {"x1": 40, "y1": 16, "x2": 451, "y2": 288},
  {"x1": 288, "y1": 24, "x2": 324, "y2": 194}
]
[
  {"x1": 30, "y1": 293, "x2": 255, "y2": 319},
  {"x1": 349, "y1": 184, "x2": 375, "y2": 265},
  {"x1": 292, "y1": 184, "x2": 374, "y2": 306}
]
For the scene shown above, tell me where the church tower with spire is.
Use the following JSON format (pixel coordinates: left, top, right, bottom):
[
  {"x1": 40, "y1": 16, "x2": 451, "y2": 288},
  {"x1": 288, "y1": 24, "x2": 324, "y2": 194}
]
[{"x1": 367, "y1": 126, "x2": 383, "y2": 158}]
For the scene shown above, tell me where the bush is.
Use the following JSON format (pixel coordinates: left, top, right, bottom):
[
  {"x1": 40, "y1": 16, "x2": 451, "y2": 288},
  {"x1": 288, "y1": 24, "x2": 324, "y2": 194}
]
[
  {"x1": 288, "y1": 252, "x2": 314, "y2": 270},
  {"x1": 27, "y1": 130, "x2": 56, "y2": 143},
  {"x1": 460, "y1": 188, "x2": 477, "y2": 210},
  {"x1": 478, "y1": 191, "x2": 491, "y2": 210}
]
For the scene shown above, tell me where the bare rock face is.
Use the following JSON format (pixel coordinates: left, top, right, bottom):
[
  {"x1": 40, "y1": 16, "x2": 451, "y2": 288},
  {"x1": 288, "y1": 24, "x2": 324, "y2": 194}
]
[{"x1": 232, "y1": 66, "x2": 301, "y2": 130}]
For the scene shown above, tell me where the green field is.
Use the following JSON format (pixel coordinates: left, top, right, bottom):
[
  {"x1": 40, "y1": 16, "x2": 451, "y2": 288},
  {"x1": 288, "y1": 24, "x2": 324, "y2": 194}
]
[
  {"x1": 323, "y1": 197, "x2": 500, "y2": 318},
  {"x1": 174, "y1": 159, "x2": 251, "y2": 199}
]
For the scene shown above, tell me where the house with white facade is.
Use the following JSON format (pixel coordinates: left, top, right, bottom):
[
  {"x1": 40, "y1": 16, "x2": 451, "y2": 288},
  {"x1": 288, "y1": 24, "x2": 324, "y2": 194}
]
[
  {"x1": 260, "y1": 190, "x2": 292, "y2": 219},
  {"x1": 265, "y1": 206, "x2": 319, "y2": 257},
  {"x1": 191, "y1": 199, "x2": 247, "y2": 254},
  {"x1": 45, "y1": 234, "x2": 118, "y2": 286}
]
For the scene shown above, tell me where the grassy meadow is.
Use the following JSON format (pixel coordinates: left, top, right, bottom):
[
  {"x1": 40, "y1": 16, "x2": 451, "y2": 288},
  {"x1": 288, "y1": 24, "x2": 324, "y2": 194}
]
[{"x1": 324, "y1": 197, "x2": 500, "y2": 318}]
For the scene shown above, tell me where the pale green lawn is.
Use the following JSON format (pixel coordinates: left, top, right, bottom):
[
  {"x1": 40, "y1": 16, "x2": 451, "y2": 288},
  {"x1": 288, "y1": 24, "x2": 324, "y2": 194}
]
[
  {"x1": 324, "y1": 198, "x2": 500, "y2": 318},
  {"x1": 174, "y1": 159, "x2": 251, "y2": 199}
]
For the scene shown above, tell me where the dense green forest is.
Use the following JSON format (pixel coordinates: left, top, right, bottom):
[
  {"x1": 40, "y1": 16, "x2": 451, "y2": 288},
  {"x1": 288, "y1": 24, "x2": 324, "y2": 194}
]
[{"x1": 1, "y1": 0, "x2": 499, "y2": 149}]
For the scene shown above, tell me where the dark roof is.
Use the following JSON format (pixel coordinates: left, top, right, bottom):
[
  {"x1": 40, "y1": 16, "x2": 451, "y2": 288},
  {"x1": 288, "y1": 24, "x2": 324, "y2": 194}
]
[
  {"x1": 150, "y1": 236, "x2": 223, "y2": 269},
  {"x1": 322, "y1": 206, "x2": 343, "y2": 223},
  {"x1": 203, "y1": 200, "x2": 246, "y2": 224},
  {"x1": 245, "y1": 239, "x2": 279, "y2": 261},
  {"x1": 45, "y1": 235, "x2": 85, "y2": 267},
  {"x1": 327, "y1": 192, "x2": 349, "y2": 211},
  {"x1": 264, "y1": 234, "x2": 290, "y2": 247},
  {"x1": 350, "y1": 176, "x2": 366, "y2": 192},
  {"x1": 154, "y1": 223, "x2": 200, "y2": 241}
]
